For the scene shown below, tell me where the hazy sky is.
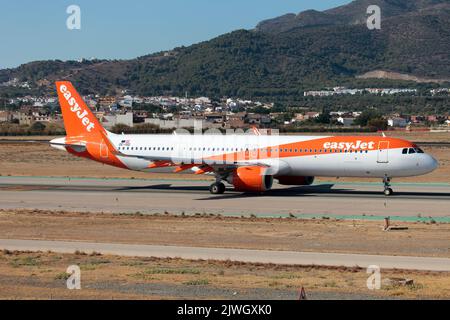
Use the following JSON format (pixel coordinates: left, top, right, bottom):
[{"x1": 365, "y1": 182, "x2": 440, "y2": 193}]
[{"x1": 0, "y1": 0, "x2": 350, "y2": 69}]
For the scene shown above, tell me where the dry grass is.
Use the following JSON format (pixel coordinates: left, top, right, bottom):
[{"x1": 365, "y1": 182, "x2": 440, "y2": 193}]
[
  {"x1": 0, "y1": 209, "x2": 449, "y2": 258},
  {"x1": 0, "y1": 250, "x2": 449, "y2": 299}
]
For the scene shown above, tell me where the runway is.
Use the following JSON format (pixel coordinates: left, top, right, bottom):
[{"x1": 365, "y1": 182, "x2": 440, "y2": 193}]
[
  {"x1": 0, "y1": 176, "x2": 449, "y2": 219},
  {"x1": 1, "y1": 238, "x2": 449, "y2": 271}
]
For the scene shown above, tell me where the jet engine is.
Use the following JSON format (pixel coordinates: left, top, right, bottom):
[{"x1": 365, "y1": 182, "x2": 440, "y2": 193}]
[{"x1": 227, "y1": 166, "x2": 273, "y2": 192}]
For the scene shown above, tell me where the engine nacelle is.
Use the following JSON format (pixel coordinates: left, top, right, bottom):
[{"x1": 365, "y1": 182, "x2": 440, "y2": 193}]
[
  {"x1": 227, "y1": 166, "x2": 273, "y2": 192},
  {"x1": 276, "y1": 176, "x2": 315, "y2": 186}
]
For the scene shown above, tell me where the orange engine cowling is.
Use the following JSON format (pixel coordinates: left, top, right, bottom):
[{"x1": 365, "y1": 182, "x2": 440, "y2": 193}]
[
  {"x1": 228, "y1": 166, "x2": 273, "y2": 192},
  {"x1": 276, "y1": 176, "x2": 315, "y2": 186}
]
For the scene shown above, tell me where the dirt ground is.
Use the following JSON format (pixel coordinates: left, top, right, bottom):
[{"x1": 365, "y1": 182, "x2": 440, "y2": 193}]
[
  {"x1": 1, "y1": 209, "x2": 449, "y2": 258},
  {"x1": 0, "y1": 132, "x2": 449, "y2": 183},
  {"x1": 0, "y1": 250, "x2": 449, "y2": 300}
]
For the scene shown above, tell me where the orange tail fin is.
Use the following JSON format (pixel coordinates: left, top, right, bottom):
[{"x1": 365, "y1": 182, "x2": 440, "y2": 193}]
[{"x1": 55, "y1": 81, "x2": 104, "y2": 138}]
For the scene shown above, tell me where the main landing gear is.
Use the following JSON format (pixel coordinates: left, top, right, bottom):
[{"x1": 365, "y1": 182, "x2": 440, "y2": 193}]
[
  {"x1": 209, "y1": 182, "x2": 226, "y2": 195},
  {"x1": 383, "y1": 176, "x2": 393, "y2": 196}
]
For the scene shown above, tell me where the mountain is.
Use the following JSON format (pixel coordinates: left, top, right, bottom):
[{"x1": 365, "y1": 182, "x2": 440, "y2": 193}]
[
  {"x1": 1, "y1": 0, "x2": 449, "y2": 101},
  {"x1": 256, "y1": 0, "x2": 447, "y2": 32}
]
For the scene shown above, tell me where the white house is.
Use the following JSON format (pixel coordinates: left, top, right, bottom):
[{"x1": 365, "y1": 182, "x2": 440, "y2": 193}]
[
  {"x1": 388, "y1": 117, "x2": 407, "y2": 128},
  {"x1": 101, "y1": 112, "x2": 133, "y2": 129},
  {"x1": 337, "y1": 117, "x2": 355, "y2": 127}
]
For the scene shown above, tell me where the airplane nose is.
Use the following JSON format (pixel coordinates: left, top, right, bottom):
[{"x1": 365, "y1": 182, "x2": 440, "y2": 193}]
[{"x1": 425, "y1": 154, "x2": 439, "y2": 172}]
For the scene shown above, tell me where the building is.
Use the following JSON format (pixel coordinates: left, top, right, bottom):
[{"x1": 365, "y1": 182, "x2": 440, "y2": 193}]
[
  {"x1": 0, "y1": 111, "x2": 12, "y2": 122},
  {"x1": 32, "y1": 112, "x2": 52, "y2": 123},
  {"x1": 145, "y1": 118, "x2": 215, "y2": 130},
  {"x1": 118, "y1": 95, "x2": 133, "y2": 108},
  {"x1": 388, "y1": 117, "x2": 408, "y2": 128},
  {"x1": 337, "y1": 117, "x2": 355, "y2": 127},
  {"x1": 427, "y1": 115, "x2": 438, "y2": 122},
  {"x1": 304, "y1": 112, "x2": 320, "y2": 120},
  {"x1": 17, "y1": 112, "x2": 34, "y2": 125},
  {"x1": 410, "y1": 115, "x2": 425, "y2": 124},
  {"x1": 98, "y1": 96, "x2": 117, "y2": 108},
  {"x1": 293, "y1": 113, "x2": 306, "y2": 122},
  {"x1": 226, "y1": 112, "x2": 246, "y2": 128},
  {"x1": 101, "y1": 112, "x2": 133, "y2": 129},
  {"x1": 303, "y1": 90, "x2": 334, "y2": 97},
  {"x1": 204, "y1": 113, "x2": 224, "y2": 124}
]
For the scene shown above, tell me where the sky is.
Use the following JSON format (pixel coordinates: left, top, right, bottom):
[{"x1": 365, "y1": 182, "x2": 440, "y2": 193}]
[{"x1": 0, "y1": 0, "x2": 350, "y2": 69}]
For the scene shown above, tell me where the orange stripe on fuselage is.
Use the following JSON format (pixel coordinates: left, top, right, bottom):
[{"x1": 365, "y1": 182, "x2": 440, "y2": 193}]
[{"x1": 205, "y1": 136, "x2": 415, "y2": 163}]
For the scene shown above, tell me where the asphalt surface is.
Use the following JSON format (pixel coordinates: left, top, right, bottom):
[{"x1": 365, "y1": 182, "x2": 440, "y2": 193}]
[
  {"x1": 1, "y1": 238, "x2": 449, "y2": 271},
  {"x1": 0, "y1": 176, "x2": 449, "y2": 218}
]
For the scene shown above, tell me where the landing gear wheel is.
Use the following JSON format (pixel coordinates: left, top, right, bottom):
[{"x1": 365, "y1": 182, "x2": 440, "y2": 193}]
[
  {"x1": 383, "y1": 176, "x2": 393, "y2": 196},
  {"x1": 210, "y1": 182, "x2": 226, "y2": 195}
]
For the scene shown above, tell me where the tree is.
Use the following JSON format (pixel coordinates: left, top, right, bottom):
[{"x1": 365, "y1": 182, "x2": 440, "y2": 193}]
[
  {"x1": 367, "y1": 118, "x2": 388, "y2": 131},
  {"x1": 28, "y1": 122, "x2": 46, "y2": 134},
  {"x1": 354, "y1": 110, "x2": 382, "y2": 127},
  {"x1": 315, "y1": 108, "x2": 331, "y2": 124},
  {"x1": 111, "y1": 123, "x2": 132, "y2": 134}
]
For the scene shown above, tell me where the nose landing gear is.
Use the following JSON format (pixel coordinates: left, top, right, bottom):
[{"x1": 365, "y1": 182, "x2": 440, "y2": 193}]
[{"x1": 383, "y1": 176, "x2": 393, "y2": 196}]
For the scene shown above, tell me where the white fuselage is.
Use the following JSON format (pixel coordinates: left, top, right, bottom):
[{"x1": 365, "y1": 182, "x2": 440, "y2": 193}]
[{"x1": 104, "y1": 133, "x2": 438, "y2": 178}]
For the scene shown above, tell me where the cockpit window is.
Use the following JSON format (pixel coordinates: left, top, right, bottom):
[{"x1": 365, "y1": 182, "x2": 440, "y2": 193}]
[
  {"x1": 402, "y1": 148, "x2": 408, "y2": 154},
  {"x1": 416, "y1": 148, "x2": 424, "y2": 154},
  {"x1": 408, "y1": 148, "x2": 416, "y2": 154}
]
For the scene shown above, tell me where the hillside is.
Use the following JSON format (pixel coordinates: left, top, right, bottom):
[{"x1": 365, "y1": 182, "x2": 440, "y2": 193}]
[
  {"x1": 256, "y1": 0, "x2": 447, "y2": 32},
  {"x1": 1, "y1": 0, "x2": 449, "y2": 101}
]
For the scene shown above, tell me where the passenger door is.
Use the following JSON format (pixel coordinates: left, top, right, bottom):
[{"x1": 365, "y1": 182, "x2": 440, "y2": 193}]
[{"x1": 377, "y1": 141, "x2": 389, "y2": 163}]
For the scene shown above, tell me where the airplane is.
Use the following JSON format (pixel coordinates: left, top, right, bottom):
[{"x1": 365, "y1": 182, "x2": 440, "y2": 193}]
[{"x1": 50, "y1": 81, "x2": 438, "y2": 196}]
